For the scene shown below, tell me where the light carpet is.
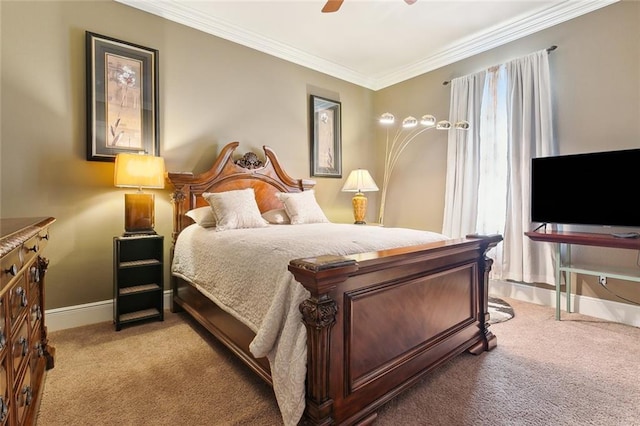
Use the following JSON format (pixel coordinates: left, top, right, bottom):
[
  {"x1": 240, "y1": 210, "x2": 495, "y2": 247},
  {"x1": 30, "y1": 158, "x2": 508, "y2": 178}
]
[{"x1": 37, "y1": 298, "x2": 640, "y2": 425}]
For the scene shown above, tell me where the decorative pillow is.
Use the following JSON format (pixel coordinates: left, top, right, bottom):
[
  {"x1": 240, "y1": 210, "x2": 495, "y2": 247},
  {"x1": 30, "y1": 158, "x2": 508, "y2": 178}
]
[
  {"x1": 262, "y1": 208, "x2": 290, "y2": 225},
  {"x1": 185, "y1": 206, "x2": 217, "y2": 228},
  {"x1": 202, "y1": 189, "x2": 267, "y2": 231},
  {"x1": 277, "y1": 190, "x2": 329, "y2": 224}
]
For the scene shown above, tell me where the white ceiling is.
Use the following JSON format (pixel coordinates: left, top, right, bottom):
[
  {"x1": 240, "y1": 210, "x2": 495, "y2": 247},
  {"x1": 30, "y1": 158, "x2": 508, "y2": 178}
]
[{"x1": 116, "y1": 0, "x2": 617, "y2": 90}]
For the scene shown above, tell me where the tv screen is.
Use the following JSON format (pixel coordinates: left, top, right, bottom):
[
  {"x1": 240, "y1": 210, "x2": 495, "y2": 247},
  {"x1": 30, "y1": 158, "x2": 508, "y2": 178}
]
[{"x1": 531, "y1": 149, "x2": 640, "y2": 227}]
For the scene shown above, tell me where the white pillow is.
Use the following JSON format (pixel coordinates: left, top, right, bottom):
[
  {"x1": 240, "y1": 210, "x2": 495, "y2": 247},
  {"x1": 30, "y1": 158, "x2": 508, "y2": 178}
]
[
  {"x1": 185, "y1": 206, "x2": 217, "y2": 228},
  {"x1": 262, "y1": 208, "x2": 290, "y2": 224},
  {"x1": 277, "y1": 190, "x2": 329, "y2": 224},
  {"x1": 202, "y1": 189, "x2": 267, "y2": 231}
]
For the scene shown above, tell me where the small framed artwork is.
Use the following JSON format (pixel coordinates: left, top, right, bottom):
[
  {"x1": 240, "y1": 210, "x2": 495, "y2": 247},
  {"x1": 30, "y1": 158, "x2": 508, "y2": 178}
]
[
  {"x1": 86, "y1": 32, "x2": 159, "y2": 162},
  {"x1": 310, "y1": 95, "x2": 342, "y2": 178}
]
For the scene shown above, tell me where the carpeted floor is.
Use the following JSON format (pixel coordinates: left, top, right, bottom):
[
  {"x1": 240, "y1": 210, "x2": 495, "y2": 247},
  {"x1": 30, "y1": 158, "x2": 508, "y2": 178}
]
[{"x1": 37, "y1": 298, "x2": 640, "y2": 425}]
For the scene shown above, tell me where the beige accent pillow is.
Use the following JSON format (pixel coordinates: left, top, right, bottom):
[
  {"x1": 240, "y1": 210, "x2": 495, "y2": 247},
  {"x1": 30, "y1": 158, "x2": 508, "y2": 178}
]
[
  {"x1": 277, "y1": 190, "x2": 329, "y2": 224},
  {"x1": 185, "y1": 206, "x2": 217, "y2": 228},
  {"x1": 202, "y1": 189, "x2": 267, "y2": 231},
  {"x1": 262, "y1": 208, "x2": 290, "y2": 224}
]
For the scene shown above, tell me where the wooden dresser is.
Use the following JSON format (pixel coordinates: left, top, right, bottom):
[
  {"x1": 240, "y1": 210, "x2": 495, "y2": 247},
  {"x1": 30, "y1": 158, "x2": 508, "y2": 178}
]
[{"x1": 0, "y1": 217, "x2": 55, "y2": 425}]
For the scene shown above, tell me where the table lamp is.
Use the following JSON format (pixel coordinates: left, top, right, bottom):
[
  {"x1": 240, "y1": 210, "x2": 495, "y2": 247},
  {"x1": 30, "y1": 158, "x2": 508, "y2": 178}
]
[
  {"x1": 114, "y1": 153, "x2": 165, "y2": 236},
  {"x1": 341, "y1": 169, "x2": 379, "y2": 224}
]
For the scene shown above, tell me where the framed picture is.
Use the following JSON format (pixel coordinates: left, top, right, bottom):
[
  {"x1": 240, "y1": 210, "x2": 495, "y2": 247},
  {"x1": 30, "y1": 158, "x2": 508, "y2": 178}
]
[
  {"x1": 86, "y1": 32, "x2": 159, "y2": 162},
  {"x1": 310, "y1": 95, "x2": 342, "y2": 178}
]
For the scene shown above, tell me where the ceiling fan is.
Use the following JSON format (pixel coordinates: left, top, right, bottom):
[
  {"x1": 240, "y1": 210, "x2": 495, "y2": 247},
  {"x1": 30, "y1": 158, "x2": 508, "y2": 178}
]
[{"x1": 322, "y1": 0, "x2": 417, "y2": 13}]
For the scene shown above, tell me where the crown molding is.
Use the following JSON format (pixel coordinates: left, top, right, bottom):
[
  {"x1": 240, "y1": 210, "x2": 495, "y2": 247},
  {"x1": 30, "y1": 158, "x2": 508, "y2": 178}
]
[
  {"x1": 374, "y1": 0, "x2": 619, "y2": 90},
  {"x1": 115, "y1": 0, "x2": 618, "y2": 91}
]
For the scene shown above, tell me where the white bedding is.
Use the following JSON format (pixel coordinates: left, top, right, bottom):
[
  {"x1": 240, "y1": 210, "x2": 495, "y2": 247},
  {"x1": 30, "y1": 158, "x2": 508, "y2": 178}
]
[{"x1": 171, "y1": 223, "x2": 449, "y2": 426}]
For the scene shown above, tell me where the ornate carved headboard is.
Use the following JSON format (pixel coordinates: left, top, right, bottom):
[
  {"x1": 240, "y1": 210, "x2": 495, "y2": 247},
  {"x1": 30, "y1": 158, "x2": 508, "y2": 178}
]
[{"x1": 167, "y1": 141, "x2": 315, "y2": 243}]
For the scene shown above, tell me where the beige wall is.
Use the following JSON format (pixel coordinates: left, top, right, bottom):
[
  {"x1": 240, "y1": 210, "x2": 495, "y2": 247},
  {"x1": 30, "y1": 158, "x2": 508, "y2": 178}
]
[
  {"x1": 1, "y1": 0, "x2": 638, "y2": 310},
  {"x1": 1, "y1": 0, "x2": 374, "y2": 309},
  {"x1": 376, "y1": 1, "x2": 640, "y2": 301}
]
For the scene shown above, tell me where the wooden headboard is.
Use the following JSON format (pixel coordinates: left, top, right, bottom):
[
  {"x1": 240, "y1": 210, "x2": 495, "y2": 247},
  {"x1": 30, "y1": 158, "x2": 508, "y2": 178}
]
[{"x1": 167, "y1": 142, "x2": 315, "y2": 243}]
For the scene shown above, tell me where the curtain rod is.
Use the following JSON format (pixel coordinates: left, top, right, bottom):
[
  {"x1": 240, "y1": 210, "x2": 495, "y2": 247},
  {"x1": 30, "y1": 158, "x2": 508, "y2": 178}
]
[{"x1": 442, "y1": 45, "x2": 558, "y2": 86}]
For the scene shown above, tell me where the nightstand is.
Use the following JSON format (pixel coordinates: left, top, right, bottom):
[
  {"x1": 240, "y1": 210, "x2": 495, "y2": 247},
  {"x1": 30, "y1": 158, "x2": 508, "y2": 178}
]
[{"x1": 113, "y1": 235, "x2": 164, "y2": 331}]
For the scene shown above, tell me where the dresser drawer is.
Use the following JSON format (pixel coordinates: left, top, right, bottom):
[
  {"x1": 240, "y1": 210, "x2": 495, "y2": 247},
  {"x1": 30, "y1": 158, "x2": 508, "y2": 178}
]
[{"x1": 0, "y1": 247, "x2": 22, "y2": 289}]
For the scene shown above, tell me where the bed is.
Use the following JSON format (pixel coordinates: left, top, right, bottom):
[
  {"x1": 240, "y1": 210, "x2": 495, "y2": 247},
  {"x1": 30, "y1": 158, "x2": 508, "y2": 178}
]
[{"x1": 168, "y1": 141, "x2": 502, "y2": 426}]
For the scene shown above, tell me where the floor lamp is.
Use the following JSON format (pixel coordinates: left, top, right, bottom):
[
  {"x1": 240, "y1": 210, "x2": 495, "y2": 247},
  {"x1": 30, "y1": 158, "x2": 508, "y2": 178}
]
[{"x1": 378, "y1": 113, "x2": 469, "y2": 225}]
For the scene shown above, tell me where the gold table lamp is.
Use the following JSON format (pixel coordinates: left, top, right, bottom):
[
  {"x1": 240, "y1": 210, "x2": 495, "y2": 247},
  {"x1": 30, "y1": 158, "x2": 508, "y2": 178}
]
[
  {"x1": 341, "y1": 169, "x2": 379, "y2": 224},
  {"x1": 114, "y1": 153, "x2": 165, "y2": 236}
]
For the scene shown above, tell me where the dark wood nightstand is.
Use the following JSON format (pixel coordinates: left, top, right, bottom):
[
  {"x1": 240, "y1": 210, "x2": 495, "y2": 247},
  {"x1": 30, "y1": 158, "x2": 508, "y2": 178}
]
[{"x1": 113, "y1": 235, "x2": 164, "y2": 331}]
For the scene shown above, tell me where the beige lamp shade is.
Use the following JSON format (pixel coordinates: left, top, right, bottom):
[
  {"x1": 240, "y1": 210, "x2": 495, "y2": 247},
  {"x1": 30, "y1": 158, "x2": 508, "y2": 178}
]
[
  {"x1": 341, "y1": 169, "x2": 379, "y2": 193},
  {"x1": 114, "y1": 153, "x2": 165, "y2": 189},
  {"x1": 114, "y1": 153, "x2": 165, "y2": 236},
  {"x1": 342, "y1": 169, "x2": 378, "y2": 225}
]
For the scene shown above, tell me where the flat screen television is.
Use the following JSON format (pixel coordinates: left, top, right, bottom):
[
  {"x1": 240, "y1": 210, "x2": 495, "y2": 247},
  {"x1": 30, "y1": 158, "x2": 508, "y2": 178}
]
[{"x1": 530, "y1": 148, "x2": 640, "y2": 228}]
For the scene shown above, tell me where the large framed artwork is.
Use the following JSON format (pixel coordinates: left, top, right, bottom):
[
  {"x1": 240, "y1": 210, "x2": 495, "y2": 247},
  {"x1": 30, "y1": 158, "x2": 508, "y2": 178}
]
[
  {"x1": 310, "y1": 95, "x2": 342, "y2": 178},
  {"x1": 86, "y1": 32, "x2": 159, "y2": 162}
]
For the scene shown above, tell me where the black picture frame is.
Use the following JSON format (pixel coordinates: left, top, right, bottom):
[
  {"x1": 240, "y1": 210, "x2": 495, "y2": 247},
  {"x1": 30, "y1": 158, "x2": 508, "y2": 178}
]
[
  {"x1": 86, "y1": 32, "x2": 159, "y2": 162},
  {"x1": 310, "y1": 95, "x2": 342, "y2": 177}
]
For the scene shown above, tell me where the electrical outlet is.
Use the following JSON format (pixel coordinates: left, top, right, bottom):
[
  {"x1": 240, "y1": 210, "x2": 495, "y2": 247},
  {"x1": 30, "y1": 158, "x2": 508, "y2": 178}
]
[{"x1": 599, "y1": 276, "x2": 607, "y2": 286}]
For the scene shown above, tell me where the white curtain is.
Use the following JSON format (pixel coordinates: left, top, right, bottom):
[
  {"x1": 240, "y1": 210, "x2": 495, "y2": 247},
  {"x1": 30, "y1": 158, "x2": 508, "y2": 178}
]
[
  {"x1": 442, "y1": 70, "x2": 486, "y2": 236},
  {"x1": 442, "y1": 49, "x2": 556, "y2": 284}
]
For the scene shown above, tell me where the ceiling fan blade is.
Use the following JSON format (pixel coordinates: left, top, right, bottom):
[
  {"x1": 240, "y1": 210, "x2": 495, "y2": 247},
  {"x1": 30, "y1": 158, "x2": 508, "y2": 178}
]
[{"x1": 322, "y1": 0, "x2": 344, "y2": 13}]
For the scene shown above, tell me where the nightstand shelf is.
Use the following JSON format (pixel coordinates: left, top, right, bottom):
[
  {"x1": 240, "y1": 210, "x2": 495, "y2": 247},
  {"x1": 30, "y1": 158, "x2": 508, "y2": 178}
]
[{"x1": 113, "y1": 235, "x2": 164, "y2": 331}]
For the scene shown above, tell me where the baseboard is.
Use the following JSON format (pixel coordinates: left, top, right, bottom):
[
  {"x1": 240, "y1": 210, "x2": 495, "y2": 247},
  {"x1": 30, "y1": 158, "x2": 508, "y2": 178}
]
[
  {"x1": 45, "y1": 285, "x2": 639, "y2": 331},
  {"x1": 45, "y1": 291, "x2": 173, "y2": 332},
  {"x1": 490, "y1": 280, "x2": 640, "y2": 328}
]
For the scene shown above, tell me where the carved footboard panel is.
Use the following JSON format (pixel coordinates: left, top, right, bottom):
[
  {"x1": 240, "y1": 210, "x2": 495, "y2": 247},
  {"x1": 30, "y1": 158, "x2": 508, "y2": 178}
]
[{"x1": 289, "y1": 235, "x2": 501, "y2": 425}]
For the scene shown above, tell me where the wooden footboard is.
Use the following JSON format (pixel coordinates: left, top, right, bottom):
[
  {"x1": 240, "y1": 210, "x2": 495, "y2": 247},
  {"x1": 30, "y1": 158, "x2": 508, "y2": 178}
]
[{"x1": 288, "y1": 235, "x2": 501, "y2": 425}]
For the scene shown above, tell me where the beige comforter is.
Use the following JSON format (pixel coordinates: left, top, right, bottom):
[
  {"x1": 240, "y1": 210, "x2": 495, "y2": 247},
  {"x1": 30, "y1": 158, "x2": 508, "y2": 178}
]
[{"x1": 171, "y1": 223, "x2": 448, "y2": 425}]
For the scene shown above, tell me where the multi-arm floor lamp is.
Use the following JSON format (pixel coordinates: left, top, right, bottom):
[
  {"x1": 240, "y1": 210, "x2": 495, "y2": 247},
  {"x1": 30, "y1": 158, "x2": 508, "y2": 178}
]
[{"x1": 377, "y1": 113, "x2": 469, "y2": 225}]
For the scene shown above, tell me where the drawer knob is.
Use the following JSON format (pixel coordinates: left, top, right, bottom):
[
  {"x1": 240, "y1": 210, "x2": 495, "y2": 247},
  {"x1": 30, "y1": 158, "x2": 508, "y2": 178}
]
[
  {"x1": 32, "y1": 305, "x2": 42, "y2": 321},
  {"x1": 3, "y1": 264, "x2": 18, "y2": 276},
  {"x1": 34, "y1": 341, "x2": 44, "y2": 357},
  {"x1": 22, "y1": 385, "x2": 33, "y2": 407},
  {"x1": 0, "y1": 397, "x2": 7, "y2": 422},
  {"x1": 39, "y1": 233, "x2": 49, "y2": 241},
  {"x1": 26, "y1": 243, "x2": 39, "y2": 253},
  {"x1": 18, "y1": 336, "x2": 28, "y2": 356},
  {"x1": 16, "y1": 286, "x2": 27, "y2": 307},
  {"x1": 30, "y1": 265, "x2": 40, "y2": 283}
]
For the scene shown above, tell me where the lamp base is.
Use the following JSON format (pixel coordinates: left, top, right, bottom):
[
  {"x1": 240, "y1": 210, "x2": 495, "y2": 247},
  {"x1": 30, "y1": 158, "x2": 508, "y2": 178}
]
[
  {"x1": 354, "y1": 220, "x2": 366, "y2": 225},
  {"x1": 124, "y1": 193, "x2": 156, "y2": 236},
  {"x1": 351, "y1": 192, "x2": 368, "y2": 225}
]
